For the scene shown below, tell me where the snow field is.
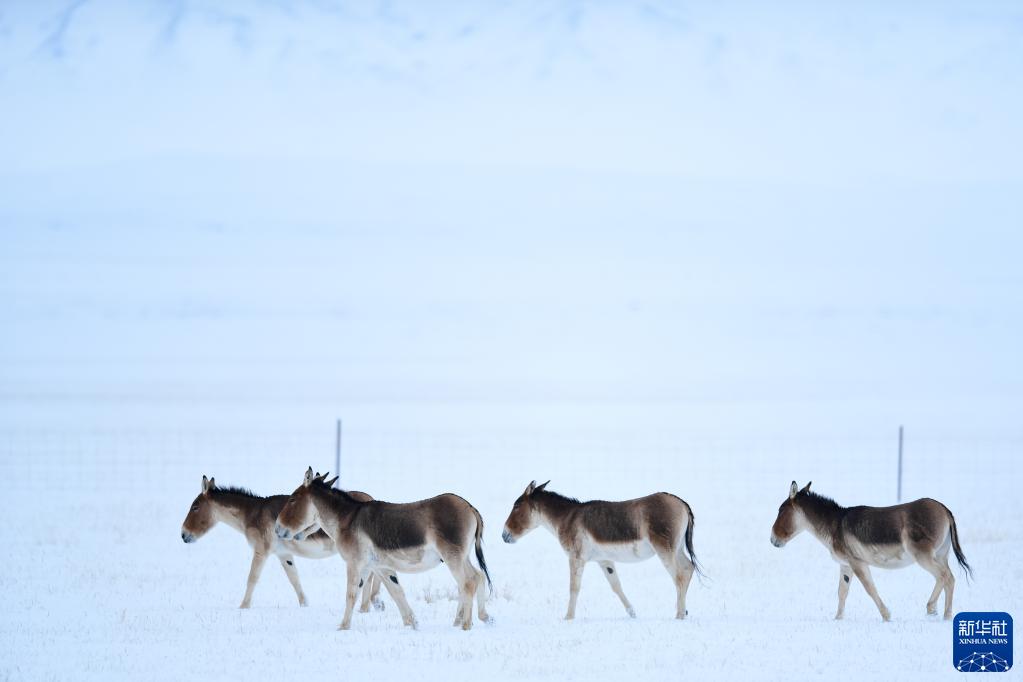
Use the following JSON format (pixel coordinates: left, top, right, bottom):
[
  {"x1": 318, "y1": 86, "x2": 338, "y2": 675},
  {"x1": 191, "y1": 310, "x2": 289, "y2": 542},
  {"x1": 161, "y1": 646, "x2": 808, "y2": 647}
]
[{"x1": 1, "y1": 410, "x2": 1019, "y2": 681}]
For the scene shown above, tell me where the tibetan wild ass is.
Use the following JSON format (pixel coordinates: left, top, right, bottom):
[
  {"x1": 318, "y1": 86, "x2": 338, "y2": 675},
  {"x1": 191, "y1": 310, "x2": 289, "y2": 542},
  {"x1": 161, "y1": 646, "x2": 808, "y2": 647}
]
[
  {"x1": 770, "y1": 481, "x2": 972, "y2": 621},
  {"x1": 502, "y1": 481, "x2": 699, "y2": 620},
  {"x1": 181, "y1": 474, "x2": 383, "y2": 610},
  {"x1": 275, "y1": 468, "x2": 492, "y2": 631}
]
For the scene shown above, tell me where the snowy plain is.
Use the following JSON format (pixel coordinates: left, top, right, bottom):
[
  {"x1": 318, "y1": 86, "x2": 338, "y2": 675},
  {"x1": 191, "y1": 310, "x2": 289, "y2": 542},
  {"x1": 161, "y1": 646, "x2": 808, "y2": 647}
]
[
  {"x1": 2, "y1": 1, "x2": 1023, "y2": 680},
  {"x1": 1, "y1": 403, "x2": 1020, "y2": 682}
]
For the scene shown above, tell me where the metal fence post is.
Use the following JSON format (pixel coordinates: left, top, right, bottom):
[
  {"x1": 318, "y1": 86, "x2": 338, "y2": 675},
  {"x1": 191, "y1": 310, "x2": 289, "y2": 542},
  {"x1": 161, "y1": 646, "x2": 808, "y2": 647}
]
[
  {"x1": 897, "y1": 425, "x2": 904, "y2": 502},
  {"x1": 334, "y1": 419, "x2": 342, "y2": 487}
]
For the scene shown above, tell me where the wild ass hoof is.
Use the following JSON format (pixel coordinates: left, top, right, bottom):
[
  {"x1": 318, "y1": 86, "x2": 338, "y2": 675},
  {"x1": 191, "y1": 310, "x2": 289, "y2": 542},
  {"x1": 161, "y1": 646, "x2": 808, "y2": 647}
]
[
  {"x1": 299, "y1": 599, "x2": 308, "y2": 608},
  {"x1": 461, "y1": 620, "x2": 473, "y2": 631},
  {"x1": 880, "y1": 611, "x2": 892, "y2": 622},
  {"x1": 627, "y1": 607, "x2": 636, "y2": 618},
  {"x1": 480, "y1": 614, "x2": 494, "y2": 625},
  {"x1": 337, "y1": 621, "x2": 352, "y2": 631},
  {"x1": 564, "y1": 614, "x2": 575, "y2": 621},
  {"x1": 834, "y1": 613, "x2": 844, "y2": 621},
  {"x1": 943, "y1": 613, "x2": 953, "y2": 621},
  {"x1": 239, "y1": 602, "x2": 251, "y2": 609}
]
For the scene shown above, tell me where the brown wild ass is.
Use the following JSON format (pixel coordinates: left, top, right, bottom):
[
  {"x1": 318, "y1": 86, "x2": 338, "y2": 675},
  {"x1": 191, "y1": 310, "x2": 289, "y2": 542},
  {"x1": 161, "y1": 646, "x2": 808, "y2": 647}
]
[
  {"x1": 181, "y1": 474, "x2": 383, "y2": 610},
  {"x1": 770, "y1": 481, "x2": 972, "y2": 621},
  {"x1": 502, "y1": 481, "x2": 699, "y2": 620},
  {"x1": 275, "y1": 468, "x2": 492, "y2": 631}
]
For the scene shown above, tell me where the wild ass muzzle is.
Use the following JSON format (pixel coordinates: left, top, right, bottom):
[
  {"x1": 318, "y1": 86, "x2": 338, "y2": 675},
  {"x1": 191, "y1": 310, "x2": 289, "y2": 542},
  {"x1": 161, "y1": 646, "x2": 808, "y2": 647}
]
[
  {"x1": 181, "y1": 474, "x2": 383, "y2": 611},
  {"x1": 275, "y1": 467, "x2": 492, "y2": 631},
  {"x1": 502, "y1": 481, "x2": 700, "y2": 620},
  {"x1": 770, "y1": 481, "x2": 972, "y2": 621}
]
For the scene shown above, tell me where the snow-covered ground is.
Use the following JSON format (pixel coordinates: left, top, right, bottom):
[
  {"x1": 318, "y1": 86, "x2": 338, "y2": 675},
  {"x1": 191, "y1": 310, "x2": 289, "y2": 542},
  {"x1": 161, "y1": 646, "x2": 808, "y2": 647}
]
[
  {"x1": 2, "y1": 1, "x2": 1022, "y2": 680},
  {"x1": 1, "y1": 404, "x2": 1020, "y2": 681}
]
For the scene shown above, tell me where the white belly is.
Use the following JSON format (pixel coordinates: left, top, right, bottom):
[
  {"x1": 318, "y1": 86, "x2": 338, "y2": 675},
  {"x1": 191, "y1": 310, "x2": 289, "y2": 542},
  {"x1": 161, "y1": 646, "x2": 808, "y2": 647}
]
[
  {"x1": 870, "y1": 548, "x2": 915, "y2": 569},
  {"x1": 846, "y1": 539, "x2": 914, "y2": 569},
  {"x1": 280, "y1": 539, "x2": 335, "y2": 560},
  {"x1": 587, "y1": 539, "x2": 656, "y2": 563},
  {"x1": 373, "y1": 546, "x2": 444, "y2": 574}
]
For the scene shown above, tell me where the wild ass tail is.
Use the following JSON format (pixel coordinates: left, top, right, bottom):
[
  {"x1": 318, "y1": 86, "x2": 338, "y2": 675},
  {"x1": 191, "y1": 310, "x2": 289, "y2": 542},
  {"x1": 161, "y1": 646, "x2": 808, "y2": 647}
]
[
  {"x1": 683, "y1": 501, "x2": 704, "y2": 578},
  {"x1": 471, "y1": 504, "x2": 493, "y2": 594},
  {"x1": 945, "y1": 505, "x2": 973, "y2": 581}
]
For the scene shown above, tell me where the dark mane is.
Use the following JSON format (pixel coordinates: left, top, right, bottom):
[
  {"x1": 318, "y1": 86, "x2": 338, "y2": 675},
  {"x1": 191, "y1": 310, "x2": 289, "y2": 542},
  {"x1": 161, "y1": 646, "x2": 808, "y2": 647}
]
[
  {"x1": 535, "y1": 489, "x2": 581, "y2": 504},
  {"x1": 310, "y1": 479, "x2": 363, "y2": 505},
  {"x1": 798, "y1": 489, "x2": 843, "y2": 511},
  {"x1": 210, "y1": 484, "x2": 263, "y2": 499},
  {"x1": 795, "y1": 489, "x2": 845, "y2": 534}
]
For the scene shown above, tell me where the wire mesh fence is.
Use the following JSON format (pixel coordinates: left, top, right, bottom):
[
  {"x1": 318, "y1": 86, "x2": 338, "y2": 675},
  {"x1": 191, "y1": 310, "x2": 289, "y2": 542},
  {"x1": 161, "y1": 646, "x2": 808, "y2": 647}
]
[{"x1": 1, "y1": 426, "x2": 1017, "y2": 512}]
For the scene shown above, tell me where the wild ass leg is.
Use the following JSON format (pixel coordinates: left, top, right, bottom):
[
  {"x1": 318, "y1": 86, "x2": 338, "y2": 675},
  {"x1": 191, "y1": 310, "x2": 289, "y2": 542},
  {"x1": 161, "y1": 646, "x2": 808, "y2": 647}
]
[
  {"x1": 447, "y1": 558, "x2": 478, "y2": 631},
  {"x1": 239, "y1": 551, "x2": 268, "y2": 609},
  {"x1": 941, "y1": 560, "x2": 956, "y2": 620},
  {"x1": 369, "y1": 574, "x2": 385, "y2": 610},
  {"x1": 338, "y1": 562, "x2": 367, "y2": 630},
  {"x1": 473, "y1": 567, "x2": 491, "y2": 623},
  {"x1": 454, "y1": 566, "x2": 490, "y2": 624},
  {"x1": 850, "y1": 561, "x2": 891, "y2": 622},
  {"x1": 925, "y1": 578, "x2": 943, "y2": 616},
  {"x1": 278, "y1": 554, "x2": 308, "y2": 606},
  {"x1": 452, "y1": 591, "x2": 466, "y2": 627},
  {"x1": 358, "y1": 581, "x2": 371, "y2": 613},
  {"x1": 377, "y1": 569, "x2": 419, "y2": 629},
  {"x1": 835, "y1": 565, "x2": 852, "y2": 620},
  {"x1": 598, "y1": 561, "x2": 635, "y2": 618},
  {"x1": 656, "y1": 547, "x2": 694, "y2": 620},
  {"x1": 565, "y1": 555, "x2": 585, "y2": 620},
  {"x1": 915, "y1": 552, "x2": 946, "y2": 616},
  {"x1": 358, "y1": 572, "x2": 378, "y2": 613},
  {"x1": 674, "y1": 549, "x2": 696, "y2": 619}
]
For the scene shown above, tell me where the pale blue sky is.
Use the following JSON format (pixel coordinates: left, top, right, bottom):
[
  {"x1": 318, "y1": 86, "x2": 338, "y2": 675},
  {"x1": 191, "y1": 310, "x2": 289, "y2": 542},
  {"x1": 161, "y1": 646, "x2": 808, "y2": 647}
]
[{"x1": 1, "y1": 1, "x2": 1020, "y2": 431}]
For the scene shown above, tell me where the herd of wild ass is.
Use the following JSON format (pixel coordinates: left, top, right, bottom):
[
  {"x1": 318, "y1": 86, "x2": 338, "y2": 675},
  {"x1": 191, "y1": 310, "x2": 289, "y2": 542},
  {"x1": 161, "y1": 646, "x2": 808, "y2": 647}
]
[{"x1": 181, "y1": 468, "x2": 972, "y2": 630}]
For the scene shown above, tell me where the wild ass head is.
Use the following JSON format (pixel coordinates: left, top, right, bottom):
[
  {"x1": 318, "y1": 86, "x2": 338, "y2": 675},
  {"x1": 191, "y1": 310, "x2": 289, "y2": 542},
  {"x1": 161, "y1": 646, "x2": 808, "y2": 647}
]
[
  {"x1": 181, "y1": 475, "x2": 218, "y2": 543},
  {"x1": 502, "y1": 480, "x2": 550, "y2": 543},
  {"x1": 275, "y1": 467, "x2": 327, "y2": 540},
  {"x1": 770, "y1": 480, "x2": 812, "y2": 547}
]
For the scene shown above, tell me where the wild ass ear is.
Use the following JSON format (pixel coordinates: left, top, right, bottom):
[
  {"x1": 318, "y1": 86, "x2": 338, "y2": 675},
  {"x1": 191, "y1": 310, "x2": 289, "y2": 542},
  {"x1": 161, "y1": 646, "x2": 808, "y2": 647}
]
[
  {"x1": 525, "y1": 480, "x2": 537, "y2": 495},
  {"x1": 800, "y1": 481, "x2": 812, "y2": 493},
  {"x1": 535, "y1": 480, "x2": 550, "y2": 492},
  {"x1": 325, "y1": 475, "x2": 339, "y2": 488},
  {"x1": 789, "y1": 481, "x2": 798, "y2": 499},
  {"x1": 316, "y1": 471, "x2": 329, "y2": 482},
  {"x1": 304, "y1": 466, "x2": 315, "y2": 486}
]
